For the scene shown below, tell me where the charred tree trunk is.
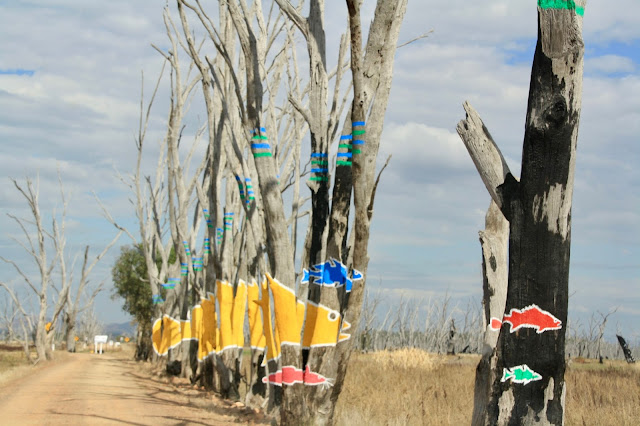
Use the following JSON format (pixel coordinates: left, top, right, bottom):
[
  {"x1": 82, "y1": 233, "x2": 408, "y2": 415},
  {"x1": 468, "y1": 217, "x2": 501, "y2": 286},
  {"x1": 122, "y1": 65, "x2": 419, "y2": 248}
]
[
  {"x1": 458, "y1": 2, "x2": 585, "y2": 424},
  {"x1": 616, "y1": 335, "x2": 636, "y2": 364}
]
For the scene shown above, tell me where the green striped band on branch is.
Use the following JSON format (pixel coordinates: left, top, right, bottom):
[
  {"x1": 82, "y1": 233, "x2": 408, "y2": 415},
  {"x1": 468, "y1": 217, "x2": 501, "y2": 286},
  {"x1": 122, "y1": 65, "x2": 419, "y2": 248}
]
[
  {"x1": 338, "y1": 134, "x2": 352, "y2": 166},
  {"x1": 538, "y1": 0, "x2": 585, "y2": 16},
  {"x1": 352, "y1": 121, "x2": 365, "y2": 155},
  {"x1": 250, "y1": 127, "x2": 272, "y2": 158},
  {"x1": 310, "y1": 152, "x2": 329, "y2": 182}
]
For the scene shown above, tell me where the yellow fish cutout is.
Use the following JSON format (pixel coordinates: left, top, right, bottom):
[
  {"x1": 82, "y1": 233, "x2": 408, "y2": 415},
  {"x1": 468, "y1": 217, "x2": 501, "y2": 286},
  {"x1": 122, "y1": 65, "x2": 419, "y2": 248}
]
[
  {"x1": 152, "y1": 314, "x2": 182, "y2": 356},
  {"x1": 217, "y1": 280, "x2": 235, "y2": 351},
  {"x1": 180, "y1": 319, "x2": 192, "y2": 341},
  {"x1": 199, "y1": 294, "x2": 218, "y2": 361},
  {"x1": 191, "y1": 304, "x2": 202, "y2": 345},
  {"x1": 247, "y1": 279, "x2": 266, "y2": 350},
  {"x1": 254, "y1": 277, "x2": 280, "y2": 363},
  {"x1": 266, "y1": 273, "x2": 305, "y2": 347},
  {"x1": 302, "y1": 301, "x2": 352, "y2": 349},
  {"x1": 232, "y1": 280, "x2": 247, "y2": 349}
]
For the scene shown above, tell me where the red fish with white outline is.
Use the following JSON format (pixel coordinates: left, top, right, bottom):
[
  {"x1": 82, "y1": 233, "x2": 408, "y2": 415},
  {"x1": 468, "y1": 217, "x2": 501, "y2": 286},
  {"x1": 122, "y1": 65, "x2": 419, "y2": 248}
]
[
  {"x1": 262, "y1": 365, "x2": 331, "y2": 387},
  {"x1": 490, "y1": 304, "x2": 562, "y2": 334}
]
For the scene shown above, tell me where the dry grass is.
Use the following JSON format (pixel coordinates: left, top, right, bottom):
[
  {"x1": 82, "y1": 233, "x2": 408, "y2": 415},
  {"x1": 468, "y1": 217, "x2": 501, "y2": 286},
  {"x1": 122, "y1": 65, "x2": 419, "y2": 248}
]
[
  {"x1": 335, "y1": 349, "x2": 640, "y2": 426},
  {"x1": 0, "y1": 344, "x2": 72, "y2": 388},
  {"x1": 565, "y1": 359, "x2": 640, "y2": 426},
  {"x1": 335, "y1": 349, "x2": 477, "y2": 425}
]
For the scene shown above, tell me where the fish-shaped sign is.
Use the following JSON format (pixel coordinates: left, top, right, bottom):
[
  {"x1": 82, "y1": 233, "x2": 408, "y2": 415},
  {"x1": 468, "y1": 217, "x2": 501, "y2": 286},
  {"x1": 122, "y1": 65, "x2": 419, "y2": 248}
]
[
  {"x1": 490, "y1": 304, "x2": 562, "y2": 334},
  {"x1": 301, "y1": 258, "x2": 363, "y2": 292},
  {"x1": 302, "y1": 301, "x2": 351, "y2": 349},
  {"x1": 192, "y1": 294, "x2": 218, "y2": 361},
  {"x1": 247, "y1": 279, "x2": 266, "y2": 351},
  {"x1": 262, "y1": 365, "x2": 330, "y2": 387},
  {"x1": 267, "y1": 274, "x2": 305, "y2": 347},
  {"x1": 180, "y1": 319, "x2": 192, "y2": 342},
  {"x1": 152, "y1": 315, "x2": 182, "y2": 356},
  {"x1": 501, "y1": 364, "x2": 542, "y2": 385},
  {"x1": 254, "y1": 278, "x2": 281, "y2": 363}
]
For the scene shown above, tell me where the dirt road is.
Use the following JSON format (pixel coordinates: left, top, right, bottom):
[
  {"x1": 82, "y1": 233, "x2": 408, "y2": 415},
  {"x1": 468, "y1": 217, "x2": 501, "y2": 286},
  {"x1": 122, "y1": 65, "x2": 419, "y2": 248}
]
[{"x1": 0, "y1": 352, "x2": 265, "y2": 425}]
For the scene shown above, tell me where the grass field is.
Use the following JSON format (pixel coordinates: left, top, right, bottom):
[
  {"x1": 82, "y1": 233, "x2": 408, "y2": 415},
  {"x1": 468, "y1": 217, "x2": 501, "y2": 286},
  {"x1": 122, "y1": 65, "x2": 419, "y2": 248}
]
[
  {"x1": 335, "y1": 349, "x2": 640, "y2": 426},
  {"x1": 2, "y1": 345, "x2": 638, "y2": 425}
]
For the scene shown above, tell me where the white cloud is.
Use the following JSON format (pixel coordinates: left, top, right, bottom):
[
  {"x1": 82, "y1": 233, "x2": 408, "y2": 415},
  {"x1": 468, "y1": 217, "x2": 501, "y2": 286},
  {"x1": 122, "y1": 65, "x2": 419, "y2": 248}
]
[
  {"x1": 382, "y1": 122, "x2": 471, "y2": 175},
  {"x1": 586, "y1": 54, "x2": 635, "y2": 74}
]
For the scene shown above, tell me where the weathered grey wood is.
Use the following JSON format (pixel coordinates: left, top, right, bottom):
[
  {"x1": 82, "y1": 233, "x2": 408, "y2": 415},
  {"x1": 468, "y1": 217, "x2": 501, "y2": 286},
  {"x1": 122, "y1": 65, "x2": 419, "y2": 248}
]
[
  {"x1": 472, "y1": 200, "x2": 508, "y2": 426},
  {"x1": 457, "y1": 102, "x2": 512, "y2": 212}
]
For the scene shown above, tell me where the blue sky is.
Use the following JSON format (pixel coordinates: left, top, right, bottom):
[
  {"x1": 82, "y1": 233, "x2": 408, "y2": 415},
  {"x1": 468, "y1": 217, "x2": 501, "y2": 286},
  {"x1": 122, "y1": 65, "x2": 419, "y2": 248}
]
[{"x1": 0, "y1": 1, "x2": 638, "y2": 342}]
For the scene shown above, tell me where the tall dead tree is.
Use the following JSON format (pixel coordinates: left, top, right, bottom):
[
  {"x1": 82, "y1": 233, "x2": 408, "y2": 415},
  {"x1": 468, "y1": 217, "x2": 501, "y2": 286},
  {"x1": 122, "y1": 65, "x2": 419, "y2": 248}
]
[
  {"x1": 269, "y1": 0, "x2": 408, "y2": 423},
  {"x1": 457, "y1": 1, "x2": 586, "y2": 424},
  {"x1": 0, "y1": 177, "x2": 58, "y2": 361},
  {"x1": 2, "y1": 174, "x2": 120, "y2": 361},
  {"x1": 64, "y1": 238, "x2": 121, "y2": 353},
  {"x1": 472, "y1": 200, "x2": 509, "y2": 425}
]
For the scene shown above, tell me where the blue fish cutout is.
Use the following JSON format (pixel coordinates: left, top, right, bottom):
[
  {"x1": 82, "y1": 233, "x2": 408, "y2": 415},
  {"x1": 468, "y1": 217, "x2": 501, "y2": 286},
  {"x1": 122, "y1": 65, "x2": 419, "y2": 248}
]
[{"x1": 302, "y1": 258, "x2": 363, "y2": 292}]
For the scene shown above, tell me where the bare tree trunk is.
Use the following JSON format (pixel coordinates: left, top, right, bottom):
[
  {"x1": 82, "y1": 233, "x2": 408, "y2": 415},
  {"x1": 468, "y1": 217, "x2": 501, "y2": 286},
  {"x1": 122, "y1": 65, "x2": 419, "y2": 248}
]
[
  {"x1": 458, "y1": 2, "x2": 585, "y2": 423},
  {"x1": 472, "y1": 200, "x2": 508, "y2": 425}
]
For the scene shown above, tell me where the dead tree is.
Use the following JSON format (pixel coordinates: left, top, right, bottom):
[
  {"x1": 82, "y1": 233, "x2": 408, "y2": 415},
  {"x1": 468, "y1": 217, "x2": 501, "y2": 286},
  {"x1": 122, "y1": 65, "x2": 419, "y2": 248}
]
[
  {"x1": 0, "y1": 293, "x2": 19, "y2": 342},
  {"x1": 1, "y1": 174, "x2": 120, "y2": 361},
  {"x1": 457, "y1": 2, "x2": 586, "y2": 424},
  {"x1": 264, "y1": 0, "x2": 408, "y2": 423},
  {"x1": 472, "y1": 200, "x2": 509, "y2": 424},
  {"x1": 63, "y1": 240, "x2": 121, "y2": 353},
  {"x1": 616, "y1": 335, "x2": 636, "y2": 364},
  {"x1": 595, "y1": 308, "x2": 617, "y2": 363}
]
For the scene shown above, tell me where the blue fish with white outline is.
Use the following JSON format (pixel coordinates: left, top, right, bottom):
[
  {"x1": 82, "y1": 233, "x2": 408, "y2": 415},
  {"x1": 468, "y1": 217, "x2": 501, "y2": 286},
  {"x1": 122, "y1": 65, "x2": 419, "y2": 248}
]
[{"x1": 302, "y1": 258, "x2": 363, "y2": 292}]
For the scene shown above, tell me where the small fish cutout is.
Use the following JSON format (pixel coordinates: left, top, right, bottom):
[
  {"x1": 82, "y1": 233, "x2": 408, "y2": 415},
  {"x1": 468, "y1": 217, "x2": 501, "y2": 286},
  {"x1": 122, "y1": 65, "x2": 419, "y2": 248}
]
[
  {"x1": 501, "y1": 364, "x2": 542, "y2": 385},
  {"x1": 495, "y1": 304, "x2": 562, "y2": 334},
  {"x1": 302, "y1": 258, "x2": 363, "y2": 292}
]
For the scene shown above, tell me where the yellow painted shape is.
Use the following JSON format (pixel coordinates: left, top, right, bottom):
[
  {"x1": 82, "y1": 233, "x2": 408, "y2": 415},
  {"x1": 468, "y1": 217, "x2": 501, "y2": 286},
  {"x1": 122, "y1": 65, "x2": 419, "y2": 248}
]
[
  {"x1": 151, "y1": 317, "x2": 165, "y2": 355},
  {"x1": 232, "y1": 280, "x2": 247, "y2": 349},
  {"x1": 166, "y1": 315, "x2": 182, "y2": 349},
  {"x1": 266, "y1": 273, "x2": 305, "y2": 347},
  {"x1": 191, "y1": 304, "x2": 203, "y2": 353},
  {"x1": 180, "y1": 319, "x2": 192, "y2": 341},
  {"x1": 247, "y1": 279, "x2": 266, "y2": 350},
  {"x1": 302, "y1": 301, "x2": 352, "y2": 349},
  {"x1": 199, "y1": 294, "x2": 218, "y2": 360},
  {"x1": 217, "y1": 280, "x2": 235, "y2": 351},
  {"x1": 339, "y1": 317, "x2": 352, "y2": 343},
  {"x1": 152, "y1": 315, "x2": 182, "y2": 356},
  {"x1": 255, "y1": 277, "x2": 280, "y2": 363}
]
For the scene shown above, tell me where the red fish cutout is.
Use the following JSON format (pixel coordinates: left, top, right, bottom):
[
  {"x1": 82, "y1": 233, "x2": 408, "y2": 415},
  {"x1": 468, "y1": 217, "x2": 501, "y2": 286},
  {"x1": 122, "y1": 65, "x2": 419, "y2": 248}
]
[
  {"x1": 302, "y1": 365, "x2": 331, "y2": 386},
  {"x1": 262, "y1": 365, "x2": 330, "y2": 387},
  {"x1": 491, "y1": 304, "x2": 562, "y2": 334}
]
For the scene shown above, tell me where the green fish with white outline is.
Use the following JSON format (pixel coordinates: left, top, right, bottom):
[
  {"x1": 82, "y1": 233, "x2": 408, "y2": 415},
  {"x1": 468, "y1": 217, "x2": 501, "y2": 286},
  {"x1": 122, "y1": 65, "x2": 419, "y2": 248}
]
[{"x1": 501, "y1": 364, "x2": 542, "y2": 385}]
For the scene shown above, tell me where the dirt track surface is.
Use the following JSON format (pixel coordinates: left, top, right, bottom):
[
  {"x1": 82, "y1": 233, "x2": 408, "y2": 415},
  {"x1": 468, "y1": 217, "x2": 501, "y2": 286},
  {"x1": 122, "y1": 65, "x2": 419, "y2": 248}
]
[{"x1": 0, "y1": 352, "x2": 264, "y2": 425}]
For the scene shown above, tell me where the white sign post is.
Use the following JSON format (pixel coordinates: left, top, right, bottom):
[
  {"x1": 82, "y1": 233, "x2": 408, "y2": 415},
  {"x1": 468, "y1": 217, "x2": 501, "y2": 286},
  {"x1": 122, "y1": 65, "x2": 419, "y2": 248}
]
[{"x1": 94, "y1": 335, "x2": 108, "y2": 354}]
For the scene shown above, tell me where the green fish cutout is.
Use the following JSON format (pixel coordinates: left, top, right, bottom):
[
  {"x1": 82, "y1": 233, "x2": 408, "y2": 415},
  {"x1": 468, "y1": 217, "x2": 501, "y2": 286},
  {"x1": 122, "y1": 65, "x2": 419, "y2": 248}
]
[{"x1": 501, "y1": 364, "x2": 542, "y2": 385}]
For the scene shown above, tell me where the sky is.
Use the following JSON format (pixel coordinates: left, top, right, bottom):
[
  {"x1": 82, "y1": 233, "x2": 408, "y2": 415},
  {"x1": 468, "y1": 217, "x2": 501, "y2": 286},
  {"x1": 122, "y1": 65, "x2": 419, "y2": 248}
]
[{"x1": 0, "y1": 1, "x2": 638, "y2": 342}]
